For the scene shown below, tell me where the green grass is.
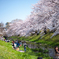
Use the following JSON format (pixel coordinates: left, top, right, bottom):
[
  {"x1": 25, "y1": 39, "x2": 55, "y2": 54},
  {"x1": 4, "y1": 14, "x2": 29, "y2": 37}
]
[
  {"x1": 0, "y1": 40, "x2": 53, "y2": 59},
  {"x1": 0, "y1": 40, "x2": 38, "y2": 59}
]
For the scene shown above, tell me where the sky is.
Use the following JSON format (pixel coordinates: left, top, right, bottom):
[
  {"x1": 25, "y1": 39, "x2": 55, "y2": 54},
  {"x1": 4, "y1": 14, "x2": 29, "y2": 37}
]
[{"x1": 0, "y1": 0, "x2": 40, "y2": 24}]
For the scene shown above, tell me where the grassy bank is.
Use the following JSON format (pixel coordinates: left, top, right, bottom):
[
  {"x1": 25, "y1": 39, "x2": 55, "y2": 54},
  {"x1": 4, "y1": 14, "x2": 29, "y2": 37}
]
[
  {"x1": 1, "y1": 33, "x2": 58, "y2": 59},
  {"x1": 8, "y1": 33, "x2": 59, "y2": 47},
  {"x1": 0, "y1": 40, "x2": 53, "y2": 59},
  {"x1": 0, "y1": 40, "x2": 37, "y2": 59}
]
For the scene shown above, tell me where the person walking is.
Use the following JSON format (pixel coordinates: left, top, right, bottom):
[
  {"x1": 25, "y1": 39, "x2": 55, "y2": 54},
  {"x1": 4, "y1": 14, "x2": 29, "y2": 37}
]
[{"x1": 23, "y1": 41, "x2": 27, "y2": 52}]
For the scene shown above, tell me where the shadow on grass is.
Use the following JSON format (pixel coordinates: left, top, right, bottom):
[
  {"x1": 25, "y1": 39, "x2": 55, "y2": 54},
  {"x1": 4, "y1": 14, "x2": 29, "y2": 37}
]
[{"x1": 0, "y1": 56, "x2": 4, "y2": 59}]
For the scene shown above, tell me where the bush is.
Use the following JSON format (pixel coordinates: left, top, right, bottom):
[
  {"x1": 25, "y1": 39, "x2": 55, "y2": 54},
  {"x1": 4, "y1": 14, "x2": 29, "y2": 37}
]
[
  {"x1": 44, "y1": 54, "x2": 49, "y2": 57},
  {"x1": 43, "y1": 49, "x2": 49, "y2": 53},
  {"x1": 38, "y1": 53, "x2": 42, "y2": 56},
  {"x1": 31, "y1": 48, "x2": 38, "y2": 52},
  {"x1": 38, "y1": 48, "x2": 43, "y2": 52}
]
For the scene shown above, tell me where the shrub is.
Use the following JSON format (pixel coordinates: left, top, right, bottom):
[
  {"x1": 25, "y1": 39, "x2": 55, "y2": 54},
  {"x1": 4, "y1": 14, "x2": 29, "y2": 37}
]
[
  {"x1": 43, "y1": 49, "x2": 49, "y2": 53},
  {"x1": 31, "y1": 48, "x2": 38, "y2": 52},
  {"x1": 38, "y1": 48, "x2": 43, "y2": 52}
]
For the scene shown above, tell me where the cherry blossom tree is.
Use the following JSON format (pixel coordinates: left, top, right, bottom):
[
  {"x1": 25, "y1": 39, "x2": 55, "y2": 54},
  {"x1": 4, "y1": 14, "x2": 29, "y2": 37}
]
[{"x1": 6, "y1": 0, "x2": 59, "y2": 37}]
